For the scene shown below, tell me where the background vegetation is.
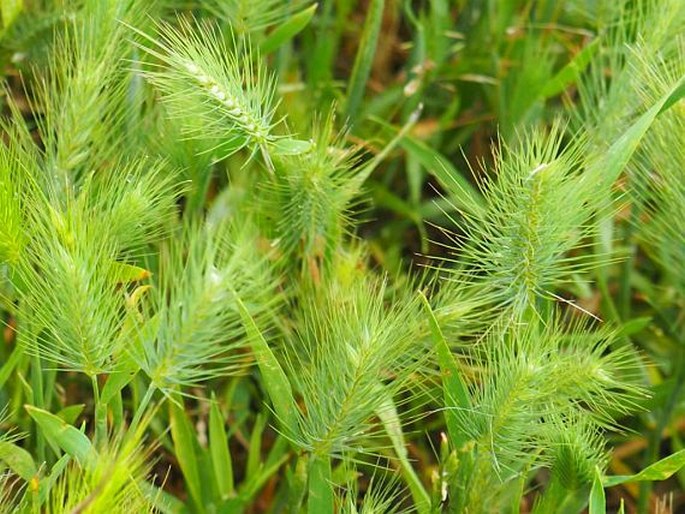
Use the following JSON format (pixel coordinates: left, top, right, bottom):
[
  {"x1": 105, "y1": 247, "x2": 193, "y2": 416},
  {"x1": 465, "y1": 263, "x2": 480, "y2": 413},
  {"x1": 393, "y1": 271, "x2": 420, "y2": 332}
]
[{"x1": 0, "y1": 0, "x2": 684, "y2": 512}]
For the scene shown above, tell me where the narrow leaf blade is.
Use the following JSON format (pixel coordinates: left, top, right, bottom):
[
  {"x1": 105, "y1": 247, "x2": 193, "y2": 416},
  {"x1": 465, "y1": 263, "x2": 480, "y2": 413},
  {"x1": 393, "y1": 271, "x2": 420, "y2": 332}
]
[
  {"x1": 604, "y1": 449, "x2": 685, "y2": 487},
  {"x1": 345, "y1": 0, "x2": 384, "y2": 123},
  {"x1": 169, "y1": 397, "x2": 204, "y2": 512},
  {"x1": 419, "y1": 292, "x2": 471, "y2": 448},
  {"x1": 307, "y1": 456, "x2": 333, "y2": 514},
  {"x1": 541, "y1": 39, "x2": 599, "y2": 99},
  {"x1": 25, "y1": 405, "x2": 95, "y2": 467},
  {"x1": 209, "y1": 397, "x2": 234, "y2": 498},
  {"x1": 0, "y1": 441, "x2": 37, "y2": 481},
  {"x1": 260, "y1": 4, "x2": 317, "y2": 55},
  {"x1": 236, "y1": 297, "x2": 298, "y2": 437},
  {"x1": 589, "y1": 467, "x2": 606, "y2": 514}
]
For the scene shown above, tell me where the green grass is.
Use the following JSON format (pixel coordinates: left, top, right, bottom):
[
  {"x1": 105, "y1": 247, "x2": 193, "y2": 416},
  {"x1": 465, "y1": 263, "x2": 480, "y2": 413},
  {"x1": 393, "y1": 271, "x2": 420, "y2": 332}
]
[{"x1": 0, "y1": 1, "x2": 684, "y2": 512}]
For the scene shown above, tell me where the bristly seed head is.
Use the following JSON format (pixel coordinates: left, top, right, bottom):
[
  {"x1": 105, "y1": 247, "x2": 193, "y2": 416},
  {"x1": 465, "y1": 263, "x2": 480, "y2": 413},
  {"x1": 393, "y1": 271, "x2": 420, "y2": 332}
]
[{"x1": 184, "y1": 61, "x2": 199, "y2": 75}]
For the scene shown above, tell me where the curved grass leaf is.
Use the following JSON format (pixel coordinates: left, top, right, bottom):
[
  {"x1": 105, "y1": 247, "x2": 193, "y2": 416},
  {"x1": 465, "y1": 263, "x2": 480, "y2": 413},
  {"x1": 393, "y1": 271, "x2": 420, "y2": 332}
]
[
  {"x1": 209, "y1": 397, "x2": 234, "y2": 499},
  {"x1": 236, "y1": 297, "x2": 298, "y2": 438},
  {"x1": 25, "y1": 406, "x2": 95, "y2": 467},
  {"x1": 0, "y1": 441, "x2": 36, "y2": 481},
  {"x1": 586, "y1": 78, "x2": 685, "y2": 192},
  {"x1": 376, "y1": 390, "x2": 430, "y2": 513},
  {"x1": 419, "y1": 292, "x2": 470, "y2": 448},
  {"x1": 307, "y1": 456, "x2": 333, "y2": 514},
  {"x1": 170, "y1": 397, "x2": 204, "y2": 513},
  {"x1": 541, "y1": 39, "x2": 599, "y2": 99},
  {"x1": 345, "y1": 0, "x2": 384, "y2": 123},
  {"x1": 604, "y1": 449, "x2": 685, "y2": 487},
  {"x1": 589, "y1": 467, "x2": 605, "y2": 514},
  {"x1": 260, "y1": 3, "x2": 317, "y2": 55}
]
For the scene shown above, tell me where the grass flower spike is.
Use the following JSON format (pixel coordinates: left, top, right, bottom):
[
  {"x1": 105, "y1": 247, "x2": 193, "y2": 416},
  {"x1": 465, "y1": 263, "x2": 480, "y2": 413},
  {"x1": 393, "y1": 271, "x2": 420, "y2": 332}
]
[{"x1": 133, "y1": 17, "x2": 281, "y2": 168}]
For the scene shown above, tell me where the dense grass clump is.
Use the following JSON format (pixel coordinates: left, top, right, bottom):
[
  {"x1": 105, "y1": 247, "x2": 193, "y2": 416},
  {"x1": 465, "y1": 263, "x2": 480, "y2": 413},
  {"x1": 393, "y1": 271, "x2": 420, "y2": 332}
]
[{"x1": 0, "y1": 1, "x2": 684, "y2": 513}]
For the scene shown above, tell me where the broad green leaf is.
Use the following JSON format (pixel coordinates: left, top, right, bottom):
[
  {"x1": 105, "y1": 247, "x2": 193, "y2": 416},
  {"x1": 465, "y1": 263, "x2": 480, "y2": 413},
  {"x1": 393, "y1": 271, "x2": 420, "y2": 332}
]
[
  {"x1": 260, "y1": 4, "x2": 317, "y2": 55},
  {"x1": 658, "y1": 79, "x2": 685, "y2": 115},
  {"x1": 169, "y1": 397, "x2": 205, "y2": 513},
  {"x1": 236, "y1": 297, "x2": 298, "y2": 437},
  {"x1": 25, "y1": 405, "x2": 95, "y2": 467},
  {"x1": 419, "y1": 292, "x2": 471, "y2": 448},
  {"x1": 604, "y1": 449, "x2": 685, "y2": 487},
  {"x1": 616, "y1": 317, "x2": 652, "y2": 338},
  {"x1": 0, "y1": 441, "x2": 36, "y2": 481},
  {"x1": 672, "y1": 431, "x2": 685, "y2": 490},
  {"x1": 209, "y1": 396, "x2": 234, "y2": 498},
  {"x1": 589, "y1": 467, "x2": 605, "y2": 514}
]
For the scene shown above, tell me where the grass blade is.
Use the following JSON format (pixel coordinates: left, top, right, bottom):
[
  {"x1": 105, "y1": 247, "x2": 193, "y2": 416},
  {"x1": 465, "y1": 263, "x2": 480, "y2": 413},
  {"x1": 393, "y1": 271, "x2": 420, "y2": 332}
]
[
  {"x1": 0, "y1": 441, "x2": 36, "y2": 481},
  {"x1": 236, "y1": 297, "x2": 298, "y2": 438},
  {"x1": 377, "y1": 391, "x2": 430, "y2": 513},
  {"x1": 589, "y1": 467, "x2": 606, "y2": 514},
  {"x1": 38, "y1": 454, "x2": 71, "y2": 506},
  {"x1": 260, "y1": 3, "x2": 317, "y2": 55},
  {"x1": 419, "y1": 292, "x2": 470, "y2": 448},
  {"x1": 307, "y1": 455, "x2": 333, "y2": 514},
  {"x1": 170, "y1": 397, "x2": 205, "y2": 513},
  {"x1": 100, "y1": 371, "x2": 136, "y2": 405},
  {"x1": 541, "y1": 39, "x2": 599, "y2": 99},
  {"x1": 587, "y1": 78, "x2": 685, "y2": 191},
  {"x1": 209, "y1": 396, "x2": 234, "y2": 499},
  {"x1": 247, "y1": 413, "x2": 267, "y2": 480},
  {"x1": 25, "y1": 405, "x2": 95, "y2": 467},
  {"x1": 345, "y1": 0, "x2": 384, "y2": 124},
  {"x1": 397, "y1": 132, "x2": 483, "y2": 216},
  {"x1": 0, "y1": 344, "x2": 23, "y2": 390},
  {"x1": 604, "y1": 449, "x2": 685, "y2": 487}
]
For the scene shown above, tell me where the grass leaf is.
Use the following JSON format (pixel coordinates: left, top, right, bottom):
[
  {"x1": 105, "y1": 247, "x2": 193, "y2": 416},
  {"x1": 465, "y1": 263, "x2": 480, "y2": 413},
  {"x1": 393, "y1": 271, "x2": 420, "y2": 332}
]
[
  {"x1": 25, "y1": 405, "x2": 95, "y2": 467},
  {"x1": 589, "y1": 467, "x2": 606, "y2": 514},
  {"x1": 169, "y1": 397, "x2": 204, "y2": 512},
  {"x1": 260, "y1": 3, "x2": 317, "y2": 55},
  {"x1": 209, "y1": 397, "x2": 234, "y2": 498},
  {"x1": 0, "y1": 441, "x2": 36, "y2": 481},
  {"x1": 345, "y1": 0, "x2": 384, "y2": 124},
  {"x1": 236, "y1": 296, "x2": 299, "y2": 438},
  {"x1": 604, "y1": 449, "x2": 685, "y2": 487}
]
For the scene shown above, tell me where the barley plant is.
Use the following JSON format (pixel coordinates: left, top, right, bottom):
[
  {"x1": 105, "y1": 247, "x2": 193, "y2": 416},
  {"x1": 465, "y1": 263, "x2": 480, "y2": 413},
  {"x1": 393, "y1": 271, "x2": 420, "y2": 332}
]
[{"x1": 1, "y1": 0, "x2": 685, "y2": 513}]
